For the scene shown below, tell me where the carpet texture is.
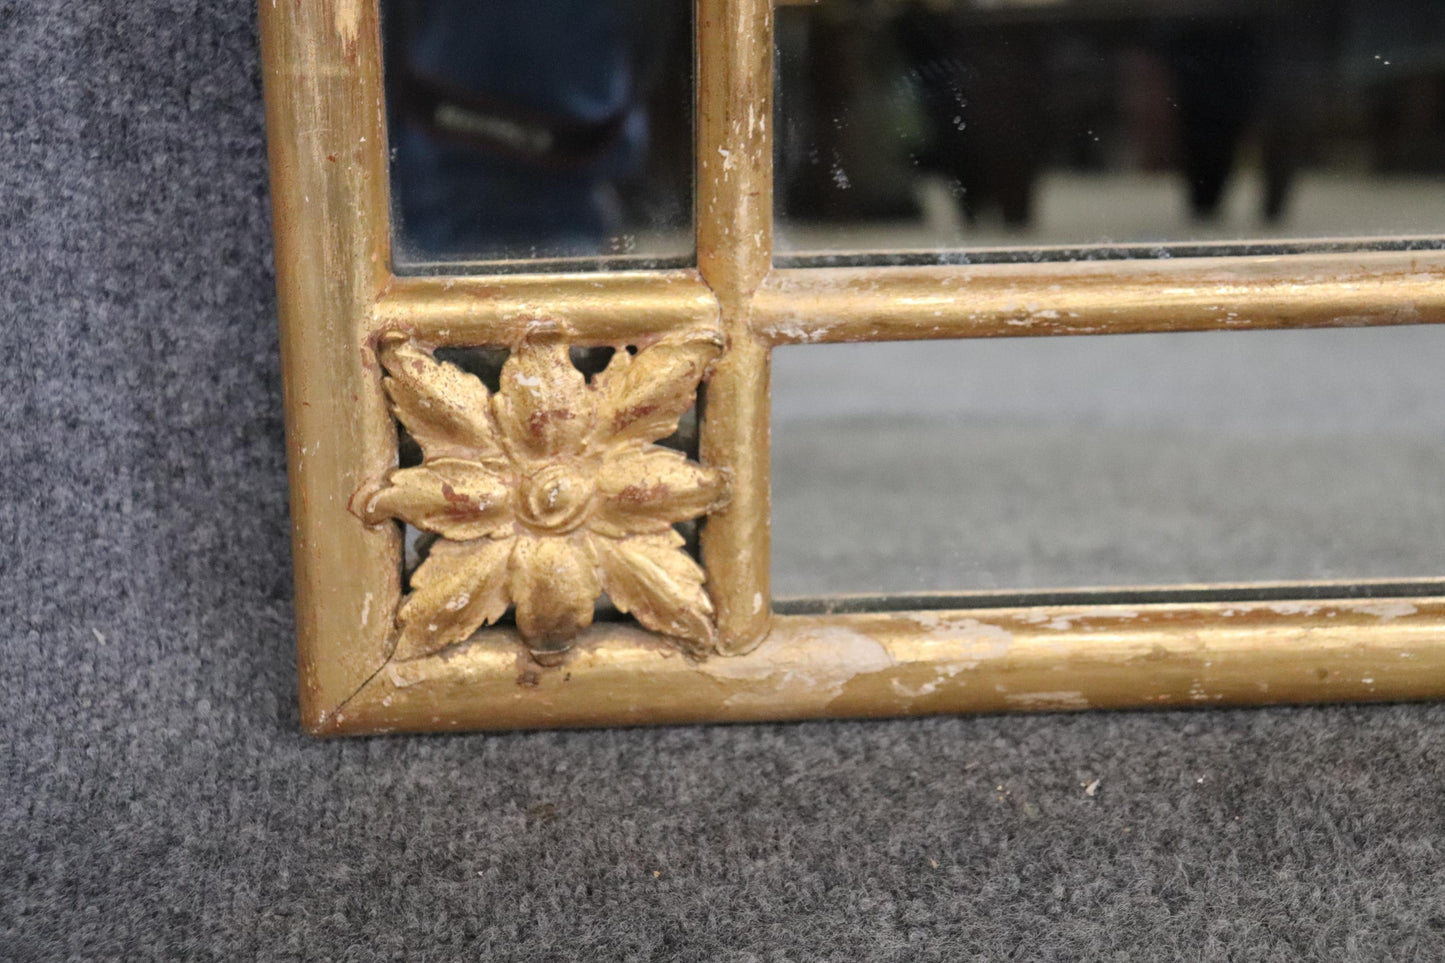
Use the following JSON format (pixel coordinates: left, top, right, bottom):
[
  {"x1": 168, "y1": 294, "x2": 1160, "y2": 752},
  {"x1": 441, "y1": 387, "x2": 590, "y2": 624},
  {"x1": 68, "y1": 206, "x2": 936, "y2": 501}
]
[{"x1": 4, "y1": 4, "x2": 1445, "y2": 961}]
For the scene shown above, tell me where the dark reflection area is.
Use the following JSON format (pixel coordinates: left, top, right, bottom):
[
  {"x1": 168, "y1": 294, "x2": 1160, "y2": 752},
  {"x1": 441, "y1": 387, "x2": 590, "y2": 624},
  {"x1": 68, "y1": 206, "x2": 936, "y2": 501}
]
[
  {"x1": 383, "y1": 0, "x2": 693, "y2": 271},
  {"x1": 776, "y1": 0, "x2": 1445, "y2": 258}
]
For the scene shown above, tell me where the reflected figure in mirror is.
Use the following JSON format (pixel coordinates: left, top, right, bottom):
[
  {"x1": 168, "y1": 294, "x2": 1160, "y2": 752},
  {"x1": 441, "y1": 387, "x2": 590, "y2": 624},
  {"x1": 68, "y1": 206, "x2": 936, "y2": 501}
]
[{"x1": 384, "y1": 0, "x2": 690, "y2": 263}]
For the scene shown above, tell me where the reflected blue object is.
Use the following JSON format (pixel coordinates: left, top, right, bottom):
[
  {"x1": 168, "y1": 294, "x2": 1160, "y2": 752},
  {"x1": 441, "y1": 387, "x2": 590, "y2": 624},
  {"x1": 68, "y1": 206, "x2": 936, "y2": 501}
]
[{"x1": 386, "y1": 0, "x2": 685, "y2": 265}]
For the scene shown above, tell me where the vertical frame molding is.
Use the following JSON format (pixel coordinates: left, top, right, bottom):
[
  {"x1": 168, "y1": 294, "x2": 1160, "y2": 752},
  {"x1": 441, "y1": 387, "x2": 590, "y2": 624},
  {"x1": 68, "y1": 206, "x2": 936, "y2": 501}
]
[
  {"x1": 260, "y1": 0, "x2": 400, "y2": 730},
  {"x1": 697, "y1": 0, "x2": 776, "y2": 653}
]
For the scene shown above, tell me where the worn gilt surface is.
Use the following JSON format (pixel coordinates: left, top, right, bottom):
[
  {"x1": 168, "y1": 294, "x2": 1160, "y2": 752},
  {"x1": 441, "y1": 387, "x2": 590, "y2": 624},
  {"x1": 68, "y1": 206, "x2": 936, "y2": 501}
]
[
  {"x1": 357, "y1": 331, "x2": 729, "y2": 662},
  {"x1": 263, "y1": 0, "x2": 1445, "y2": 734}
]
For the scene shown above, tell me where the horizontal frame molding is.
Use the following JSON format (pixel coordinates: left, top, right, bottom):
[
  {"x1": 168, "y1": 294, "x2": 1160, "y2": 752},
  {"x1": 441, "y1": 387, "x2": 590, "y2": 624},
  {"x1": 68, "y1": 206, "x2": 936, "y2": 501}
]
[
  {"x1": 755, "y1": 252, "x2": 1445, "y2": 344},
  {"x1": 323, "y1": 596, "x2": 1445, "y2": 734},
  {"x1": 376, "y1": 271, "x2": 720, "y2": 346}
]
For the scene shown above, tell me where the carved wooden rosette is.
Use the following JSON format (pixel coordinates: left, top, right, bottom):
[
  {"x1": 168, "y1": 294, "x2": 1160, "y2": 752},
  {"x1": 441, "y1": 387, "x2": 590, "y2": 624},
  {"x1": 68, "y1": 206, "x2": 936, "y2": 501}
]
[{"x1": 355, "y1": 332, "x2": 729, "y2": 663}]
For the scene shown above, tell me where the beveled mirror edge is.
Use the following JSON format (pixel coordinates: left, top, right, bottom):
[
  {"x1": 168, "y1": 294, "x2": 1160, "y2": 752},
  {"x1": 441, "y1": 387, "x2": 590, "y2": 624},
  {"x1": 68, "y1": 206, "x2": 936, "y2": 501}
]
[{"x1": 262, "y1": 0, "x2": 1445, "y2": 736}]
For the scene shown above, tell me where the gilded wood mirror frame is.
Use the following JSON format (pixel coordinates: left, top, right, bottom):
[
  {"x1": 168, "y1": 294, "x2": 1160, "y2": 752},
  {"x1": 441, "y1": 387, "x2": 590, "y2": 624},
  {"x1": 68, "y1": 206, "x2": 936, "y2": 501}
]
[{"x1": 261, "y1": 0, "x2": 1445, "y2": 735}]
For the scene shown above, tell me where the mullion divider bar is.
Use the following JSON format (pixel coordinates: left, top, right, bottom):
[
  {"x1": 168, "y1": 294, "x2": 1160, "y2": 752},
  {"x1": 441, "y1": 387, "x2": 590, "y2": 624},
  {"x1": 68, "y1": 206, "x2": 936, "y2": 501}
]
[{"x1": 697, "y1": 0, "x2": 776, "y2": 653}]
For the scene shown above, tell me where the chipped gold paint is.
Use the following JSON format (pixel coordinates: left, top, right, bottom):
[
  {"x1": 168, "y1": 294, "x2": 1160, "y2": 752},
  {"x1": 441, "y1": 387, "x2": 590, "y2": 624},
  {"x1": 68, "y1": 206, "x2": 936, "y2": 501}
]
[
  {"x1": 325, "y1": 597, "x2": 1445, "y2": 734},
  {"x1": 261, "y1": 0, "x2": 1445, "y2": 735}
]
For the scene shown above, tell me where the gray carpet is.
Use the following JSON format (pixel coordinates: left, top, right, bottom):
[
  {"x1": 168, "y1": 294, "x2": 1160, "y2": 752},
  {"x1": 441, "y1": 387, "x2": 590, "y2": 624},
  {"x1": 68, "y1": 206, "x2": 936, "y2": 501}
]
[{"x1": 5, "y1": 4, "x2": 1445, "y2": 961}]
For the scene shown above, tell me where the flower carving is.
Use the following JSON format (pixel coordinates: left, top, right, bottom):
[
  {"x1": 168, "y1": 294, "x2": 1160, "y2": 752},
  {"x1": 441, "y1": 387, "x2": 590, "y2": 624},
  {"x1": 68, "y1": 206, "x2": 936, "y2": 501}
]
[{"x1": 358, "y1": 331, "x2": 729, "y2": 661}]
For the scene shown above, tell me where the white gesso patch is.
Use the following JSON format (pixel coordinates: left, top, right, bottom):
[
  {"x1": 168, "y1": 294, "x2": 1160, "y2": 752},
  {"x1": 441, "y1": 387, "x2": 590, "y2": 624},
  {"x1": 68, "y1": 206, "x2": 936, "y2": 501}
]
[
  {"x1": 714, "y1": 626, "x2": 894, "y2": 709},
  {"x1": 910, "y1": 613, "x2": 1014, "y2": 662},
  {"x1": 1004, "y1": 691, "x2": 1091, "y2": 710},
  {"x1": 333, "y1": 0, "x2": 362, "y2": 45},
  {"x1": 1360, "y1": 602, "x2": 1418, "y2": 621},
  {"x1": 891, "y1": 677, "x2": 940, "y2": 699},
  {"x1": 888, "y1": 664, "x2": 975, "y2": 699}
]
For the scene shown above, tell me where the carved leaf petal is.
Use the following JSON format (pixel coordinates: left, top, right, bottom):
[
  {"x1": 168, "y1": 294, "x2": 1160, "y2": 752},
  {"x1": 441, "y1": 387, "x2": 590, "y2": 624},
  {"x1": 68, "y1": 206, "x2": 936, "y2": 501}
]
[
  {"x1": 591, "y1": 448, "x2": 729, "y2": 537},
  {"x1": 592, "y1": 337, "x2": 719, "y2": 447},
  {"x1": 364, "y1": 459, "x2": 514, "y2": 540},
  {"x1": 510, "y1": 535, "x2": 600, "y2": 646},
  {"x1": 378, "y1": 334, "x2": 505, "y2": 464},
  {"x1": 494, "y1": 340, "x2": 593, "y2": 462},
  {"x1": 592, "y1": 531, "x2": 715, "y2": 651},
  {"x1": 394, "y1": 537, "x2": 515, "y2": 661}
]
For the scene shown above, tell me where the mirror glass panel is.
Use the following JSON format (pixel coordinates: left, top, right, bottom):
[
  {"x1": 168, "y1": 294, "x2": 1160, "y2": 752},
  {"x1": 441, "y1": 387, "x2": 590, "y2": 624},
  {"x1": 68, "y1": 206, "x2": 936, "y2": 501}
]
[
  {"x1": 383, "y1": 0, "x2": 693, "y2": 272},
  {"x1": 772, "y1": 327, "x2": 1445, "y2": 597},
  {"x1": 775, "y1": 0, "x2": 1445, "y2": 261}
]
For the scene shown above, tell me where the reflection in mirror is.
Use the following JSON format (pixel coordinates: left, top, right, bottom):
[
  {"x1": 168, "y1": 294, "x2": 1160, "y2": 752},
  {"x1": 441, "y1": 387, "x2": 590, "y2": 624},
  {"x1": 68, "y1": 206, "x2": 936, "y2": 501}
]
[
  {"x1": 382, "y1": 0, "x2": 693, "y2": 271},
  {"x1": 776, "y1": 0, "x2": 1445, "y2": 260},
  {"x1": 772, "y1": 327, "x2": 1445, "y2": 597}
]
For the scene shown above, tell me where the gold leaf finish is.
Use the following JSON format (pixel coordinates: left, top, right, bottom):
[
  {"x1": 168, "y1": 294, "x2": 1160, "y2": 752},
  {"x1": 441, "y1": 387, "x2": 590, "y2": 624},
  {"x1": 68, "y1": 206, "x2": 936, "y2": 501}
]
[
  {"x1": 262, "y1": 0, "x2": 1445, "y2": 735},
  {"x1": 359, "y1": 332, "x2": 729, "y2": 661}
]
